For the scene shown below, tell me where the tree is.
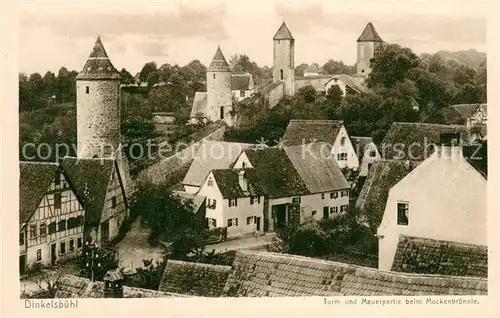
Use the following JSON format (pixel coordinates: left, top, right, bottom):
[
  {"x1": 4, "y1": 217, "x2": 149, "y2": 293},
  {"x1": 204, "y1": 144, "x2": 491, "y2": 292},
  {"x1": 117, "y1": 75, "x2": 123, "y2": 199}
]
[
  {"x1": 297, "y1": 85, "x2": 317, "y2": 103},
  {"x1": 139, "y1": 61, "x2": 158, "y2": 83},
  {"x1": 119, "y1": 68, "x2": 135, "y2": 85},
  {"x1": 294, "y1": 63, "x2": 308, "y2": 77},
  {"x1": 322, "y1": 59, "x2": 351, "y2": 75}
]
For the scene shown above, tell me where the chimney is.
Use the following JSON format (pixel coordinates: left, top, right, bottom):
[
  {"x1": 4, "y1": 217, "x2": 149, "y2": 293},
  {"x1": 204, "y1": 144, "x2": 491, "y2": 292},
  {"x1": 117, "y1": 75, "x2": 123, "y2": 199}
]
[
  {"x1": 238, "y1": 170, "x2": 248, "y2": 192},
  {"x1": 103, "y1": 269, "x2": 124, "y2": 298},
  {"x1": 437, "y1": 132, "x2": 462, "y2": 160}
]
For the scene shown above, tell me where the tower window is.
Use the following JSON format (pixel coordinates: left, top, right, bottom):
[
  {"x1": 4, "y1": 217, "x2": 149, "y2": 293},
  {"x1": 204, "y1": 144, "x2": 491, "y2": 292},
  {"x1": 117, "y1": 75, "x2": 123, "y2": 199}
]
[
  {"x1": 85, "y1": 86, "x2": 89, "y2": 94},
  {"x1": 213, "y1": 74, "x2": 216, "y2": 79},
  {"x1": 220, "y1": 107, "x2": 224, "y2": 120},
  {"x1": 360, "y1": 45, "x2": 365, "y2": 59},
  {"x1": 280, "y1": 69, "x2": 284, "y2": 80}
]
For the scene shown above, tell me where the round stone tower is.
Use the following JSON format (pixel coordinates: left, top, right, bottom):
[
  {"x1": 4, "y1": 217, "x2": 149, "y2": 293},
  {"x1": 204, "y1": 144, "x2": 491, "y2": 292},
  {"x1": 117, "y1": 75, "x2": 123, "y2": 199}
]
[
  {"x1": 273, "y1": 21, "x2": 295, "y2": 96},
  {"x1": 206, "y1": 46, "x2": 233, "y2": 126},
  {"x1": 76, "y1": 36, "x2": 121, "y2": 158}
]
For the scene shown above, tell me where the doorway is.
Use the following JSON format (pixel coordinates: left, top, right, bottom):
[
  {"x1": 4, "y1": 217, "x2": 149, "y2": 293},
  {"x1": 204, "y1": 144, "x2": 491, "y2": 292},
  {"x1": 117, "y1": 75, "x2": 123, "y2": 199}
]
[
  {"x1": 323, "y1": 207, "x2": 329, "y2": 220},
  {"x1": 20, "y1": 255, "x2": 26, "y2": 275},
  {"x1": 51, "y1": 243, "x2": 57, "y2": 266},
  {"x1": 256, "y1": 217, "x2": 261, "y2": 231},
  {"x1": 101, "y1": 220, "x2": 110, "y2": 244},
  {"x1": 272, "y1": 204, "x2": 287, "y2": 230}
]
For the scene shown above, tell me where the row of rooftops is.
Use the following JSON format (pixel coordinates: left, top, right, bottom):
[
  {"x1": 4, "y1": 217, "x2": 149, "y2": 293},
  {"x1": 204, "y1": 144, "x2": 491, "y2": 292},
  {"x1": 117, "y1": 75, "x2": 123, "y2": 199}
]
[{"x1": 54, "y1": 237, "x2": 487, "y2": 299}]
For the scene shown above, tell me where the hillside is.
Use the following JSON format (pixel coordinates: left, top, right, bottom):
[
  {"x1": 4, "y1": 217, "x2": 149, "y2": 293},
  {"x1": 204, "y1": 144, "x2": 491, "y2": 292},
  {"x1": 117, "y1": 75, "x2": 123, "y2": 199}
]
[{"x1": 432, "y1": 49, "x2": 486, "y2": 69}]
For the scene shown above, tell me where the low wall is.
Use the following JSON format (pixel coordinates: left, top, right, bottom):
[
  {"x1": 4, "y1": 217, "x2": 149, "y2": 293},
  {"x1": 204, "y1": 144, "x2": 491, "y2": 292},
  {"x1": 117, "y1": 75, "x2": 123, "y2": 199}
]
[
  {"x1": 295, "y1": 76, "x2": 332, "y2": 92},
  {"x1": 263, "y1": 82, "x2": 284, "y2": 109}
]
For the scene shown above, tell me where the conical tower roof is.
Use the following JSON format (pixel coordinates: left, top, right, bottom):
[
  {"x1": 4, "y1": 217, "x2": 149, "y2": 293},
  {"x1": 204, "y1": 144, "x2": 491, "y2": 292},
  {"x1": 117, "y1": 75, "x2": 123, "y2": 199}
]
[
  {"x1": 273, "y1": 22, "x2": 294, "y2": 40},
  {"x1": 76, "y1": 36, "x2": 121, "y2": 80},
  {"x1": 357, "y1": 22, "x2": 383, "y2": 42},
  {"x1": 208, "y1": 46, "x2": 230, "y2": 72}
]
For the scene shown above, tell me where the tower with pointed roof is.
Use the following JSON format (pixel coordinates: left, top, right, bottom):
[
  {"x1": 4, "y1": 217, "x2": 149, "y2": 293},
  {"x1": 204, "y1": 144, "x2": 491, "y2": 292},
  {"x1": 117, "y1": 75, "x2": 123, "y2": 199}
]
[
  {"x1": 207, "y1": 46, "x2": 233, "y2": 126},
  {"x1": 357, "y1": 22, "x2": 383, "y2": 76},
  {"x1": 273, "y1": 22, "x2": 295, "y2": 96},
  {"x1": 76, "y1": 36, "x2": 121, "y2": 158}
]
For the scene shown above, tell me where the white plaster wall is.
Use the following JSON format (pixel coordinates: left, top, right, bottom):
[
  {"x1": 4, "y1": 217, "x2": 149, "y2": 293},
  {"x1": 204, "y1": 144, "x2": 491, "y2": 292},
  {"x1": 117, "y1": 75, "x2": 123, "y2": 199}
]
[{"x1": 331, "y1": 126, "x2": 359, "y2": 169}]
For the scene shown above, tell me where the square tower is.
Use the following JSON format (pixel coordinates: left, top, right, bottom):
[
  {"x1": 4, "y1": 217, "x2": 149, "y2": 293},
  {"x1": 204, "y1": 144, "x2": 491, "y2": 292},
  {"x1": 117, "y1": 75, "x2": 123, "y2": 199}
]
[
  {"x1": 273, "y1": 22, "x2": 295, "y2": 96},
  {"x1": 357, "y1": 22, "x2": 383, "y2": 76}
]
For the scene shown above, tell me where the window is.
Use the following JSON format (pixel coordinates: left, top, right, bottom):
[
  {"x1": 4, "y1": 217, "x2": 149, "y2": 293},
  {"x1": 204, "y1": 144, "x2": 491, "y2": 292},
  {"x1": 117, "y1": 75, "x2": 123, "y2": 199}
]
[
  {"x1": 30, "y1": 224, "x2": 37, "y2": 238},
  {"x1": 213, "y1": 74, "x2": 216, "y2": 79},
  {"x1": 368, "y1": 163, "x2": 372, "y2": 171},
  {"x1": 228, "y1": 218, "x2": 239, "y2": 227},
  {"x1": 67, "y1": 218, "x2": 76, "y2": 230},
  {"x1": 48, "y1": 222, "x2": 56, "y2": 234},
  {"x1": 58, "y1": 219, "x2": 66, "y2": 232},
  {"x1": 85, "y1": 86, "x2": 89, "y2": 94},
  {"x1": 250, "y1": 196, "x2": 254, "y2": 205},
  {"x1": 209, "y1": 218, "x2": 217, "y2": 227},
  {"x1": 341, "y1": 190, "x2": 349, "y2": 198},
  {"x1": 54, "y1": 171, "x2": 61, "y2": 186},
  {"x1": 242, "y1": 162, "x2": 246, "y2": 168},
  {"x1": 370, "y1": 150, "x2": 377, "y2": 157},
  {"x1": 330, "y1": 207, "x2": 338, "y2": 214},
  {"x1": 340, "y1": 205, "x2": 348, "y2": 213},
  {"x1": 257, "y1": 196, "x2": 261, "y2": 204},
  {"x1": 69, "y1": 239, "x2": 74, "y2": 252},
  {"x1": 340, "y1": 137, "x2": 346, "y2": 146},
  {"x1": 208, "y1": 179, "x2": 214, "y2": 187},
  {"x1": 330, "y1": 192, "x2": 338, "y2": 199},
  {"x1": 36, "y1": 249, "x2": 42, "y2": 262},
  {"x1": 246, "y1": 216, "x2": 254, "y2": 225},
  {"x1": 111, "y1": 196, "x2": 117, "y2": 208},
  {"x1": 292, "y1": 197, "x2": 301, "y2": 204},
  {"x1": 220, "y1": 106, "x2": 224, "y2": 120},
  {"x1": 240, "y1": 90, "x2": 245, "y2": 98},
  {"x1": 229, "y1": 198, "x2": 238, "y2": 207},
  {"x1": 280, "y1": 69, "x2": 284, "y2": 80},
  {"x1": 397, "y1": 202, "x2": 409, "y2": 225},
  {"x1": 360, "y1": 45, "x2": 365, "y2": 59},
  {"x1": 312, "y1": 210, "x2": 317, "y2": 216},
  {"x1": 77, "y1": 237, "x2": 83, "y2": 249},
  {"x1": 60, "y1": 242, "x2": 66, "y2": 255},
  {"x1": 54, "y1": 192, "x2": 62, "y2": 209},
  {"x1": 208, "y1": 199, "x2": 217, "y2": 209},
  {"x1": 40, "y1": 223, "x2": 47, "y2": 236},
  {"x1": 19, "y1": 232, "x2": 24, "y2": 245},
  {"x1": 337, "y1": 153, "x2": 348, "y2": 161}
]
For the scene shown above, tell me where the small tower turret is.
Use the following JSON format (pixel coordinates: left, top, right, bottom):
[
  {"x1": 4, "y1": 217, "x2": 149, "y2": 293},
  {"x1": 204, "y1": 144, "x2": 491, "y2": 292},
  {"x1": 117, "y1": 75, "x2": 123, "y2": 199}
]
[
  {"x1": 76, "y1": 36, "x2": 121, "y2": 158},
  {"x1": 206, "y1": 46, "x2": 233, "y2": 126},
  {"x1": 273, "y1": 22, "x2": 295, "y2": 96},
  {"x1": 356, "y1": 22, "x2": 383, "y2": 76}
]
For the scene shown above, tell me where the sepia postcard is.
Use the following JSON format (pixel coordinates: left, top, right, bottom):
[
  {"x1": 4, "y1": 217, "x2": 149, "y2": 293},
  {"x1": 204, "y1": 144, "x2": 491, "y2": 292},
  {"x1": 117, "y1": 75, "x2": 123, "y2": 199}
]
[{"x1": 1, "y1": 0, "x2": 499, "y2": 317}]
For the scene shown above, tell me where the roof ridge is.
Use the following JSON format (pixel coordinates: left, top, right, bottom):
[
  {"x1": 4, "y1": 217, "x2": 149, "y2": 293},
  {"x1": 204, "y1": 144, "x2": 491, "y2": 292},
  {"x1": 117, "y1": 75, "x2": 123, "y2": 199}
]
[
  {"x1": 167, "y1": 259, "x2": 232, "y2": 270},
  {"x1": 392, "y1": 122, "x2": 467, "y2": 128},
  {"x1": 20, "y1": 161, "x2": 59, "y2": 166},
  {"x1": 399, "y1": 234, "x2": 488, "y2": 249},
  {"x1": 289, "y1": 119, "x2": 344, "y2": 124}
]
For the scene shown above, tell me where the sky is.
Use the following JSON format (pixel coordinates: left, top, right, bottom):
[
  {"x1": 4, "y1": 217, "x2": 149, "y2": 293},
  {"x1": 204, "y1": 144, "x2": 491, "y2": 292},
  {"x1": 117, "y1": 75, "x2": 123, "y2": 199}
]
[{"x1": 19, "y1": 0, "x2": 488, "y2": 75}]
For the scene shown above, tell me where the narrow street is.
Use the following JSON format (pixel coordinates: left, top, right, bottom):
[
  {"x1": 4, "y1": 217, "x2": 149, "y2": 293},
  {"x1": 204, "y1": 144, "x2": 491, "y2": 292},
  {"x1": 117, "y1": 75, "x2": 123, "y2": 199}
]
[{"x1": 115, "y1": 217, "x2": 165, "y2": 273}]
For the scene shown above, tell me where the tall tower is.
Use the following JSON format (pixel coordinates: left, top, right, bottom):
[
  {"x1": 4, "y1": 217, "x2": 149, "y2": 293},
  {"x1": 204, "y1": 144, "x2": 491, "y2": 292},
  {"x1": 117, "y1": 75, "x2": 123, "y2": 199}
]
[
  {"x1": 76, "y1": 36, "x2": 121, "y2": 158},
  {"x1": 273, "y1": 22, "x2": 295, "y2": 96},
  {"x1": 356, "y1": 22, "x2": 383, "y2": 76},
  {"x1": 207, "y1": 46, "x2": 233, "y2": 126}
]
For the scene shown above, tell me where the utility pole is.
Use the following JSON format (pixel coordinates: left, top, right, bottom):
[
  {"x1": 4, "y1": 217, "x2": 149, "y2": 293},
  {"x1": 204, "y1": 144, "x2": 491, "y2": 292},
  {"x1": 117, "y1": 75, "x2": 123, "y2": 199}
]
[{"x1": 83, "y1": 241, "x2": 102, "y2": 282}]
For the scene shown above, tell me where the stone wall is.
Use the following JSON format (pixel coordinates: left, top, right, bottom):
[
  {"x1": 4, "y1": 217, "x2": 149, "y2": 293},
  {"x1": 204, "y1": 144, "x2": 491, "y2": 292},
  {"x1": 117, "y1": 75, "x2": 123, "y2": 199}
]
[
  {"x1": 294, "y1": 76, "x2": 332, "y2": 93},
  {"x1": 260, "y1": 81, "x2": 284, "y2": 109}
]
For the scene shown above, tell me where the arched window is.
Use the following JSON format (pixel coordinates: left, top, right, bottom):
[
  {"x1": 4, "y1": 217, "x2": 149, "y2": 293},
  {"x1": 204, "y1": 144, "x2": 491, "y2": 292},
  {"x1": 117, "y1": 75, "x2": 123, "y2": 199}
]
[
  {"x1": 220, "y1": 106, "x2": 224, "y2": 120},
  {"x1": 280, "y1": 69, "x2": 284, "y2": 80}
]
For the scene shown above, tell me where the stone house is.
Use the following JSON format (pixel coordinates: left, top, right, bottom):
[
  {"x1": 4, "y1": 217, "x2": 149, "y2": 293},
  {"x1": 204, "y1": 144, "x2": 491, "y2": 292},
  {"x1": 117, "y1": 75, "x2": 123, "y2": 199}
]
[
  {"x1": 377, "y1": 133, "x2": 487, "y2": 271},
  {"x1": 283, "y1": 119, "x2": 360, "y2": 170},
  {"x1": 19, "y1": 162, "x2": 86, "y2": 273},
  {"x1": 231, "y1": 73, "x2": 255, "y2": 101}
]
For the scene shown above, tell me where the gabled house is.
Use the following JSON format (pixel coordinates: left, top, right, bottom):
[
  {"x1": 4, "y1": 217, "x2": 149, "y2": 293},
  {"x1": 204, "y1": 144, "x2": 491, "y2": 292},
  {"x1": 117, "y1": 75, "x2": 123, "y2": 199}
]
[
  {"x1": 351, "y1": 136, "x2": 381, "y2": 176},
  {"x1": 232, "y1": 143, "x2": 350, "y2": 232},
  {"x1": 19, "y1": 162, "x2": 85, "y2": 273},
  {"x1": 60, "y1": 157, "x2": 129, "y2": 246},
  {"x1": 449, "y1": 103, "x2": 487, "y2": 128},
  {"x1": 324, "y1": 74, "x2": 371, "y2": 96},
  {"x1": 303, "y1": 64, "x2": 322, "y2": 77},
  {"x1": 231, "y1": 73, "x2": 255, "y2": 101},
  {"x1": 283, "y1": 119, "x2": 359, "y2": 170},
  {"x1": 197, "y1": 169, "x2": 265, "y2": 238},
  {"x1": 377, "y1": 133, "x2": 487, "y2": 271}
]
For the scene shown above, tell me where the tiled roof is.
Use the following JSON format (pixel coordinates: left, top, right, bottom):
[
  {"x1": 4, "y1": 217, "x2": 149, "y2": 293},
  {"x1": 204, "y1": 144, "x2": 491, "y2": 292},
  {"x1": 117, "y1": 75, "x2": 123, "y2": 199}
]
[
  {"x1": 182, "y1": 141, "x2": 256, "y2": 187},
  {"x1": 305, "y1": 64, "x2": 321, "y2": 74},
  {"x1": 326, "y1": 74, "x2": 371, "y2": 94},
  {"x1": 190, "y1": 92, "x2": 208, "y2": 118},
  {"x1": 60, "y1": 157, "x2": 115, "y2": 226},
  {"x1": 391, "y1": 235, "x2": 488, "y2": 278},
  {"x1": 172, "y1": 191, "x2": 206, "y2": 212},
  {"x1": 351, "y1": 136, "x2": 376, "y2": 160},
  {"x1": 284, "y1": 143, "x2": 350, "y2": 193},
  {"x1": 355, "y1": 159, "x2": 415, "y2": 226},
  {"x1": 159, "y1": 260, "x2": 232, "y2": 297},
  {"x1": 231, "y1": 74, "x2": 252, "y2": 91},
  {"x1": 283, "y1": 119, "x2": 344, "y2": 146},
  {"x1": 357, "y1": 22, "x2": 383, "y2": 42},
  {"x1": 273, "y1": 22, "x2": 294, "y2": 40},
  {"x1": 244, "y1": 148, "x2": 309, "y2": 198},
  {"x1": 208, "y1": 47, "x2": 230, "y2": 72},
  {"x1": 55, "y1": 275, "x2": 185, "y2": 298},
  {"x1": 211, "y1": 169, "x2": 261, "y2": 199},
  {"x1": 19, "y1": 162, "x2": 59, "y2": 226},
  {"x1": 222, "y1": 250, "x2": 487, "y2": 297},
  {"x1": 380, "y1": 122, "x2": 471, "y2": 161},
  {"x1": 76, "y1": 36, "x2": 121, "y2": 80},
  {"x1": 450, "y1": 103, "x2": 486, "y2": 120}
]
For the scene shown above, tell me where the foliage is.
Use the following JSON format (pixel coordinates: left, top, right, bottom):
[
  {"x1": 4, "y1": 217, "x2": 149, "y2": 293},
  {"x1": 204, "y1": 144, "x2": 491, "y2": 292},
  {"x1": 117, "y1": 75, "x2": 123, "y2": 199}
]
[
  {"x1": 21, "y1": 268, "x2": 63, "y2": 299},
  {"x1": 297, "y1": 85, "x2": 317, "y2": 103},
  {"x1": 229, "y1": 54, "x2": 272, "y2": 79},
  {"x1": 123, "y1": 258, "x2": 166, "y2": 290},
  {"x1": 77, "y1": 246, "x2": 119, "y2": 282},
  {"x1": 119, "y1": 68, "x2": 135, "y2": 85}
]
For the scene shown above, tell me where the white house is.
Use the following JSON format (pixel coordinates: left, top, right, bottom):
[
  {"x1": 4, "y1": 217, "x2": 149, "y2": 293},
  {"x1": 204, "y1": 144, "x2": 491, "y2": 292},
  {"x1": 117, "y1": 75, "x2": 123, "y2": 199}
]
[
  {"x1": 376, "y1": 133, "x2": 487, "y2": 271},
  {"x1": 231, "y1": 73, "x2": 255, "y2": 102},
  {"x1": 20, "y1": 162, "x2": 85, "y2": 273},
  {"x1": 283, "y1": 120, "x2": 359, "y2": 170},
  {"x1": 351, "y1": 136, "x2": 381, "y2": 176},
  {"x1": 303, "y1": 64, "x2": 321, "y2": 77},
  {"x1": 197, "y1": 169, "x2": 265, "y2": 238},
  {"x1": 324, "y1": 74, "x2": 369, "y2": 96}
]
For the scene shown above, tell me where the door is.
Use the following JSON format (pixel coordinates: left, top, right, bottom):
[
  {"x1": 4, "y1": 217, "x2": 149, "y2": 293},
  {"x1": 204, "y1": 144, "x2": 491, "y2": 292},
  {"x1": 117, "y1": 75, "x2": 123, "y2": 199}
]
[
  {"x1": 20, "y1": 255, "x2": 26, "y2": 275},
  {"x1": 256, "y1": 217, "x2": 261, "y2": 231},
  {"x1": 323, "y1": 207, "x2": 329, "y2": 220},
  {"x1": 51, "y1": 243, "x2": 57, "y2": 266},
  {"x1": 101, "y1": 220, "x2": 110, "y2": 244}
]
